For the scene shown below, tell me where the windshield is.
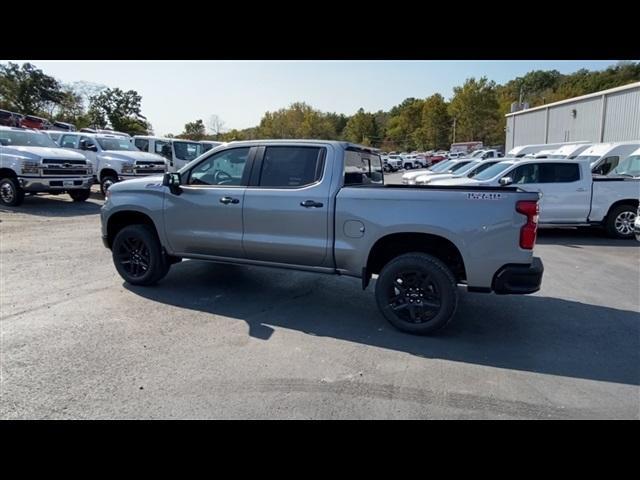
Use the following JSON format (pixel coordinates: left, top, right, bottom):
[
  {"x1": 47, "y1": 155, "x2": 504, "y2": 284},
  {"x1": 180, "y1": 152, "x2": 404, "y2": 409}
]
[
  {"x1": 448, "y1": 160, "x2": 473, "y2": 172},
  {"x1": 610, "y1": 155, "x2": 640, "y2": 177},
  {"x1": 97, "y1": 136, "x2": 137, "y2": 151},
  {"x1": 575, "y1": 155, "x2": 600, "y2": 165},
  {"x1": 467, "y1": 161, "x2": 500, "y2": 178},
  {"x1": 173, "y1": 141, "x2": 202, "y2": 162},
  {"x1": 473, "y1": 162, "x2": 514, "y2": 181},
  {"x1": 430, "y1": 160, "x2": 455, "y2": 172},
  {"x1": 0, "y1": 130, "x2": 58, "y2": 148}
]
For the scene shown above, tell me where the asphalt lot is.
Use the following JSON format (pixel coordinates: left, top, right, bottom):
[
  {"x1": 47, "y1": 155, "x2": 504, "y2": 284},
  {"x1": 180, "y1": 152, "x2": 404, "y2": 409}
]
[{"x1": 1, "y1": 186, "x2": 639, "y2": 419}]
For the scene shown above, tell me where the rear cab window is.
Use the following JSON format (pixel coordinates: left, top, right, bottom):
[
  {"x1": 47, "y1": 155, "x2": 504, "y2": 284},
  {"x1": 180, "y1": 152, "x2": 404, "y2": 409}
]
[{"x1": 344, "y1": 147, "x2": 383, "y2": 185}]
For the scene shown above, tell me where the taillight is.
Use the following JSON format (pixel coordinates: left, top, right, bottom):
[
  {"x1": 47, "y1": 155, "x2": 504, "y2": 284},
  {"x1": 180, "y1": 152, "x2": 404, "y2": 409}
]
[{"x1": 516, "y1": 200, "x2": 539, "y2": 250}]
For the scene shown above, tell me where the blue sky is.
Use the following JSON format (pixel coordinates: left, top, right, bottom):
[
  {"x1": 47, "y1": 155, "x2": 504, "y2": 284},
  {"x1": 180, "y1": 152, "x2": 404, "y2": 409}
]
[{"x1": 9, "y1": 60, "x2": 623, "y2": 136}]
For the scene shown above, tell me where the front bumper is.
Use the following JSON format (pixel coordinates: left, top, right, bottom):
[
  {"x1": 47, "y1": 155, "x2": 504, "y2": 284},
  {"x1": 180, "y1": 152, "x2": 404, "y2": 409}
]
[
  {"x1": 492, "y1": 257, "x2": 544, "y2": 295},
  {"x1": 18, "y1": 176, "x2": 94, "y2": 192}
]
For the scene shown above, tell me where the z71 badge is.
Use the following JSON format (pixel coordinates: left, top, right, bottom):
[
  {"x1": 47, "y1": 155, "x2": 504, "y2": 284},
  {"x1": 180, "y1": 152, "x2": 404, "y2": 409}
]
[{"x1": 466, "y1": 192, "x2": 504, "y2": 200}]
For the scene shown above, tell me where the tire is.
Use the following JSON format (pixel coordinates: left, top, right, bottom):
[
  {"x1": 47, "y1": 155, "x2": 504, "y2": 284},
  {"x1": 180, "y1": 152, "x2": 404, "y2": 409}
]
[
  {"x1": 100, "y1": 175, "x2": 118, "y2": 195},
  {"x1": 606, "y1": 204, "x2": 637, "y2": 239},
  {"x1": 404, "y1": 163, "x2": 412, "y2": 170},
  {"x1": 375, "y1": 253, "x2": 458, "y2": 335},
  {"x1": 112, "y1": 224, "x2": 170, "y2": 286},
  {"x1": 0, "y1": 177, "x2": 25, "y2": 207},
  {"x1": 68, "y1": 189, "x2": 91, "y2": 202}
]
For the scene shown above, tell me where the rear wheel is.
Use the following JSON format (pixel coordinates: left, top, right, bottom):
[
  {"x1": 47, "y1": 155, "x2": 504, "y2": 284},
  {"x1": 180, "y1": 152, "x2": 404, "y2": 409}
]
[
  {"x1": 606, "y1": 204, "x2": 637, "y2": 239},
  {"x1": 375, "y1": 253, "x2": 458, "y2": 335},
  {"x1": 0, "y1": 177, "x2": 25, "y2": 207},
  {"x1": 112, "y1": 224, "x2": 169, "y2": 285},
  {"x1": 68, "y1": 189, "x2": 91, "y2": 202}
]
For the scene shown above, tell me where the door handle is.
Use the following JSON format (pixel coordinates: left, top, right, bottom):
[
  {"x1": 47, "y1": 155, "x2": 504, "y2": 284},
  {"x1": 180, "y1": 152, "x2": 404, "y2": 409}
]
[
  {"x1": 220, "y1": 196, "x2": 239, "y2": 205},
  {"x1": 300, "y1": 200, "x2": 323, "y2": 208},
  {"x1": 576, "y1": 187, "x2": 587, "y2": 192}
]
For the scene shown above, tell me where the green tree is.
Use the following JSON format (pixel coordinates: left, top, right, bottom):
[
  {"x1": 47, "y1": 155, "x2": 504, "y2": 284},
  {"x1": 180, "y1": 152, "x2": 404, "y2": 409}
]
[
  {"x1": 448, "y1": 77, "x2": 501, "y2": 145},
  {"x1": 0, "y1": 62, "x2": 64, "y2": 114},
  {"x1": 88, "y1": 87, "x2": 149, "y2": 134},
  {"x1": 386, "y1": 98, "x2": 424, "y2": 150},
  {"x1": 257, "y1": 102, "x2": 336, "y2": 139},
  {"x1": 180, "y1": 119, "x2": 207, "y2": 140},
  {"x1": 343, "y1": 108, "x2": 377, "y2": 145},
  {"x1": 413, "y1": 94, "x2": 451, "y2": 150}
]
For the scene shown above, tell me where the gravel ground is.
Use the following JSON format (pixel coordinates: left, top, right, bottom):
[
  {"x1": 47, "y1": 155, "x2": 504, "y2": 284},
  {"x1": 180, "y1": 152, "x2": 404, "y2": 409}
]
[{"x1": 1, "y1": 187, "x2": 638, "y2": 419}]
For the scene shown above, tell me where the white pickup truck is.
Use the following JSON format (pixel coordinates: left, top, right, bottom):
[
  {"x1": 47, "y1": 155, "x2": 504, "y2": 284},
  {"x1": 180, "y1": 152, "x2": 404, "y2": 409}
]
[{"x1": 430, "y1": 158, "x2": 640, "y2": 238}]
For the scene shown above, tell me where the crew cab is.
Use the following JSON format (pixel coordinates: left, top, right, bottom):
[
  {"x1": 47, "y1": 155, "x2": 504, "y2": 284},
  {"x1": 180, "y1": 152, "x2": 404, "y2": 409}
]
[
  {"x1": 430, "y1": 158, "x2": 640, "y2": 239},
  {"x1": 101, "y1": 140, "x2": 544, "y2": 335},
  {"x1": 0, "y1": 126, "x2": 93, "y2": 206},
  {"x1": 58, "y1": 132, "x2": 168, "y2": 194},
  {"x1": 133, "y1": 136, "x2": 204, "y2": 172}
]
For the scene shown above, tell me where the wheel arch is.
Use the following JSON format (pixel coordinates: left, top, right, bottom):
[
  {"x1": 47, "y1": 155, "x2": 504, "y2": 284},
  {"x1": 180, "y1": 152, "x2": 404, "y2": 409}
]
[
  {"x1": 364, "y1": 232, "x2": 467, "y2": 289},
  {"x1": 106, "y1": 210, "x2": 160, "y2": 249}
]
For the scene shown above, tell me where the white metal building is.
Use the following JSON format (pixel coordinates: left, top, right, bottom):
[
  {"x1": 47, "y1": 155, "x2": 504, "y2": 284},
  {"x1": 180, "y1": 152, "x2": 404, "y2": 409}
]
[{"x1": 505, "y1": 82, "x2": 640, "y2": 151}]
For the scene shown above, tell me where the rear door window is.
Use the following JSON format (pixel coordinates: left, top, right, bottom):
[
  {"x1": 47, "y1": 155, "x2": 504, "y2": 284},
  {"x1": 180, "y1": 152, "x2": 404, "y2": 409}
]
[
  {"x1": 259, "y1": 146, "x2": 325, "y2": 188},
  {"x1": 538, "y1": 163, "x2": 580, "y2": 183}
]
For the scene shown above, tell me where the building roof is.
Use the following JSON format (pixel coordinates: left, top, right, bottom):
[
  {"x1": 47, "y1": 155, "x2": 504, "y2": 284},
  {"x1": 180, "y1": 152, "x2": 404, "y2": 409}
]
[{"x1": 505, "y1": 81, "x2": 640, "y2": 117}]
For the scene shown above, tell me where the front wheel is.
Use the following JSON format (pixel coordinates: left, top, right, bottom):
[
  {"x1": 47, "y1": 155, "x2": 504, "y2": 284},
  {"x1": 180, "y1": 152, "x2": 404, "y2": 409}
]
[
  {"x1": 375, "y1": 253, "x2": 458, "y2": 335},
  {"x1": 68, "y1": 189, "x2": 91, "y2": 202},
  {"x1": 0, "y1": 177, "x2": 25, "y2": 207},
  {"x1": 606, "y1": 204, "x2": 637, "y2": 239},
  {"x1": 100, "y1": 175, "x2": 118, "y2": 195},
  {"x1": 112, "y1": 224, "x2": 170, "y2": 285}
]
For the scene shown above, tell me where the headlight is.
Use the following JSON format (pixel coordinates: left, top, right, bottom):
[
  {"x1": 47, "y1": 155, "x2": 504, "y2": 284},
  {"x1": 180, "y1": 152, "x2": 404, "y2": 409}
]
[
  {"x1": 407, "y1": 179, "x2": 416, "y2": 185},
  {"x1": 21, "y1": 161, "x2": 40, "y2": 174},
  {"x1": 121, "y1": 163, "x2": 134, "y2": 174},
  {"x1": 86, "y1": 163, "x2": 93, "y2": 174}
]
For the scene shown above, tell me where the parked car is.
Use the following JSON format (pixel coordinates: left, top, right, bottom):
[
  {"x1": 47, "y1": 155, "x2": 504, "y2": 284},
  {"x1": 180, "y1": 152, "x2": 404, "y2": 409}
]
[
  {"x1": 401, "y1": 154, "x2": 426, "y2": 169},
  {"x1": 101, "y1": 140, "x2": 544, "y2": 335},
  {"x1": 200, "y1": 140, "x2": 223, "y2": 152},
  {"x1": 414, "y1": 160, "x2": 503, "y2": 185},
  {"x1": 507, "y1": 141, "x2": 590, "y2": 158},
  {"x1": 58, "y1": 132, "x2": 168, "y2": 194},
  {"x1": 0, "y1": 126, "x2": 93, "y2": 206},
  {"x1": 402, "y1": 159, "x2": 476, "y2": 185},
  {"x1": 133, "y1": 136, "x2": 204, "y2": 172},
  {"x1": 608, "y1": 147, "x2": 640, "y2": 178},
  {"x1": 385, "y1": 155, "x2": 404, "y2": 171},
  {"x1": 543, "y1": 143, "x2": 593, "y2": 159},
  {"x1": 634, "y1": 205, "x2": 640, "y2": 242},
  {"x1": 0, "y1": 110, "x2": 22, "y2": 127},
  {"x1": 574, "y1": 142, "x2": 640, "y2": 175},
  {"x1": 430, "y1": 158, "x2": 640, "y2": 239},
  {"x1": 447, "y1": 152, "x2": 466, "y2": 159},
  {"x1": 20, "y1": 115, "x2": 53, "y2": 130},
  {"x1": 51, "y1": 121, "x2": 76, "y2": 131},
  {"x1": 428, "y1": 154, "x2": 448, "y2": 165}
]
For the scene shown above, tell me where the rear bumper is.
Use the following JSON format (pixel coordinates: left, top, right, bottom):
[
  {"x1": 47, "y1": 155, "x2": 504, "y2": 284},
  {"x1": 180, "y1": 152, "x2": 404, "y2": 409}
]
[
  {"x1": 18, "y1": 176, "x2": 93, "y2": 192},
  {"x1": 492, "y1": 257, "x2": 544, "y2": 295}
]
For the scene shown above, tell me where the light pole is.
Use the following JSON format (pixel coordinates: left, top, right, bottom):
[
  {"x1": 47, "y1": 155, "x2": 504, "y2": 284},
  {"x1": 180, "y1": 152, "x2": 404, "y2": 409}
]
[{"x1": 452, "y1": 117, "x2": 457, "y2": 143}]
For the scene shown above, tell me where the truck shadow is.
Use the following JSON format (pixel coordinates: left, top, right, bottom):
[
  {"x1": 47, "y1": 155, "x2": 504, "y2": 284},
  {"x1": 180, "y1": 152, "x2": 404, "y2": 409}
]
[
  {"x1": 0, "y1": 193, "x2": 102, "y2": 217},
  {"x1": 537, "y1": 229, "x2": 640, "y2": 248},
  {"x1": 124, "y1": 260, "x2": 640, "y2": 386}
]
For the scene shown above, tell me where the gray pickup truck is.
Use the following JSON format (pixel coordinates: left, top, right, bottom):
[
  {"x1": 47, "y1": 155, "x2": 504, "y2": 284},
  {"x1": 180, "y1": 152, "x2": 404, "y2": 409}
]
[{"x1": 101, "y1": 140, "x2": 544, "y2": 334}]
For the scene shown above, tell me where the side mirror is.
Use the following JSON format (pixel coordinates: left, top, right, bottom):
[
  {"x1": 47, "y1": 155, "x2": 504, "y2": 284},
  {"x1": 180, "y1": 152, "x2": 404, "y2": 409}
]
[
  {"x1": 162, "y1": 172, "x2": 182, "y2": 194},
  {"x1": 499, "y1": 176, "x2": 513, "y2": 186},
  {"x1": 0, "y1": 138, "x2": 9, "y2": 146},
  {"x1": 161, "y1": 145, "x2": 172, "y2": 158}
]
